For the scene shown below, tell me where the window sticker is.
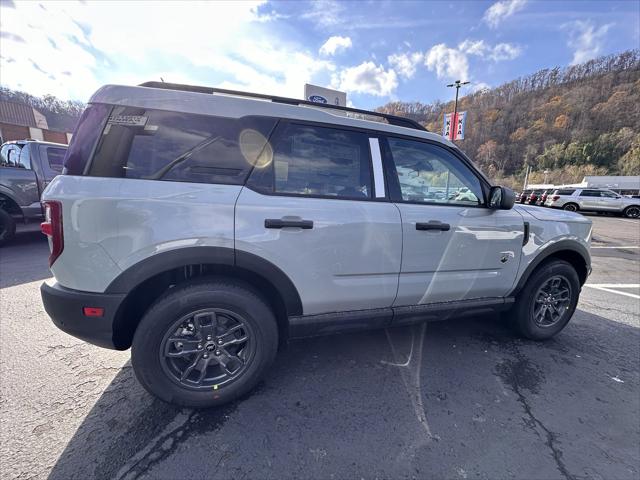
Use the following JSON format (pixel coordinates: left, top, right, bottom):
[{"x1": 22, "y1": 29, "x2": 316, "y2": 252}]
[
  {"x1": 275, "y1": 160, "x2": 289, "y2": 181},
  {"x1": 107, "y1": 115, "x2": 148, "y2": 127}
]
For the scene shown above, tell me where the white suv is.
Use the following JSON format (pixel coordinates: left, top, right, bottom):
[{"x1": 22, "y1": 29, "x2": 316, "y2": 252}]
[
  {"x1": 545, "y1": 188, "x2": 640, "y2": 217},
  {"x1": 40, "y1": 82, "x2": 592, "y2": 407}
]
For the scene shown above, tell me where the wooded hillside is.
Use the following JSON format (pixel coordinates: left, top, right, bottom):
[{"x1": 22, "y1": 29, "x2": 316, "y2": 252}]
[
  {"x1": 0, "y1": 88, "x2": 84, "y2": 133},
  {"x1": 377, "y1": 50, "x2": 640, "y2": 188}
]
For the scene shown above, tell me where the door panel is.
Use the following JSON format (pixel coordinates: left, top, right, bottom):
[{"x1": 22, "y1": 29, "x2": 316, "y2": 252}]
[
  {"x1": 394, "y1": 204, "x2": 523, "y2": 305},
  {"x1": 383, "y1": 136, "x2": 523, "y2": 306},
  {"x1": 235, "y1": 188, "x2": 402, "y2": 315},
  {"x1": 235, "y1": 122, "x2": 402, "y2": 316}
]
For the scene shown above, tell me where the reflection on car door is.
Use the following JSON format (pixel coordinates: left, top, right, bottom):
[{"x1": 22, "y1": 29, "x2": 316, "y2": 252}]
[
  {"x1": 384, "y1": 137, "x2": 524, "y2": 305},
  {"x1": 598, "y1": 190, "x2": 622, "y2": 211},
  {"x1": 235, "y1": 123, "x2": 402, "y2": 315}
]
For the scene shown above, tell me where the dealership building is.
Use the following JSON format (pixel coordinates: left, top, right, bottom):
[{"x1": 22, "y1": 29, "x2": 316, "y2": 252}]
[{"x1": 0, "y1": 100, "x2": 72, "y2": 144}]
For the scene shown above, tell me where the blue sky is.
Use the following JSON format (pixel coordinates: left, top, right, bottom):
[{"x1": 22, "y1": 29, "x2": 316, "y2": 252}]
[{"x1": 1, "y1": 0, "x2": 638, "y2": 109}]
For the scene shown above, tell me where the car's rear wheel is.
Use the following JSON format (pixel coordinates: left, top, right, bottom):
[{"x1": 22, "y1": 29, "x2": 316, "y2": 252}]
[
  {"x1": 0, "y1": 209, "x2": 16, "y2": 247},
  {"x1": 511, "y1": 260, "x2": 580, "y2": 340},
  {"x1": 563, "y1": 203, "x2": 579, "y2": 212},
  {"x1": 623, "y1": 205, "x2": 640, "y2": 219},
  {"x1": 131, "y1": 279, "x2": 278, "y2": 408}
]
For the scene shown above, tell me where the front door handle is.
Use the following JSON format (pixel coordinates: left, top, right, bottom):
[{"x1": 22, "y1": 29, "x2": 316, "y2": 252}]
[
  {"x1": 265, "y1": 218, "x2": 314, "y2": 229},
  {"x1": 416, "y1": 221, "x2": 450, "y2": 231}
]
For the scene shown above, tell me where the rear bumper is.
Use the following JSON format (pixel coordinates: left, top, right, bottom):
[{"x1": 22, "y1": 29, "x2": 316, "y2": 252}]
[{"x1": 40, "y1": 281, "x2": 126, "y2": 349}]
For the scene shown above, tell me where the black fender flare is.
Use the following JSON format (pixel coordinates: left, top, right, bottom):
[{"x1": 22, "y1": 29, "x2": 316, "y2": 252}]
[
  {"x1": 105, "y1": 246, "x2": 303, "y2": 316},
  {"x1": 510, "y1": 240, "x2": 591, "y2": 297}
]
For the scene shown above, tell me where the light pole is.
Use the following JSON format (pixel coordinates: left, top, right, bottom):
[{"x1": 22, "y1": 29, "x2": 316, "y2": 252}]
[{"x1": 446, "y1": 80, "x2": 470, "y2": 122}]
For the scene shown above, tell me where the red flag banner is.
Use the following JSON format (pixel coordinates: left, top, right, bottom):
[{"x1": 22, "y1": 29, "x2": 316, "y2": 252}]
[{"x1": 442, "y1": 111, "x2": 467, "y2": 140}]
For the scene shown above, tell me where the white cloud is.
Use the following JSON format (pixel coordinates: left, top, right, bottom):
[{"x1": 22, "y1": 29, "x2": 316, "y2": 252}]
[
  {"x1": 319, "y1": 36, "x2": 352, "y2": 56},
  {"x1": 300, "y1": 0, "x2": 345, "y2": 28},
  {"x1": 425, "y1": 44, "x2": 470, "y2": 80},
  {"x1": 458, "y1": 39, "x2": 488, "y2": 57},
  {"x1": 331, "y1": 61, "x2": 398, "y2": 96},
  {"x1": 388, "y1": 52, "x2": 424, "y2": 79},
  {"x1": 490, "y1": 43, "x2": 522, "y2": 61},
  {"x1": 483, "y1": 0, "x2": 527, "y2": 29},
  {"x1": 459, "y1": 39, "x2": 522, "y2": 61},
  {"x1": 0, "y1": 1, "x2": 334, "y2": 101},
  {"x1": 564, "y1": 20, "x2": 613, "y2": 65}
]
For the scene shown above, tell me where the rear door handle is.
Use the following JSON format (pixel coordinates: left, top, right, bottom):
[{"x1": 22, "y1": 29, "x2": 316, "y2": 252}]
[
  {"x1": 416, "y1": 221, "x2": 450, "y2": 231},
  {"x1": 265, "y1": 218, "x2": 314, "y2": 229}
]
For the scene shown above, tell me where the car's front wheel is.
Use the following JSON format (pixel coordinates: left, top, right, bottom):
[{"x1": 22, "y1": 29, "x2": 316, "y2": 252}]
[
  {"x1": 131, "y1": 279, "x2": 278, "y2": 408},
  {"x1": 623, "y1": 205, "x2": 640, "y2": 219},
  {"x1": 511, "y1": 260, "x2": 580, "y2": 340}
]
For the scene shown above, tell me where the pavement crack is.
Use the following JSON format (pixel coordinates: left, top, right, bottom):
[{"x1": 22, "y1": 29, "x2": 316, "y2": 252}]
[
  {"x1": 113, "y1": 409, "x2": 197, "y2": 480},
  {"x1": 511, "y1": 375, "x2": 573, "y2": 480},
  {"x1": 494, "y1": 343, "x2": 574, "y2": 480}
]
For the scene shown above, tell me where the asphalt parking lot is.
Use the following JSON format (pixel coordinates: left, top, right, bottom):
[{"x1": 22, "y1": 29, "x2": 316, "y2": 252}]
[{"x1": 0, "y1": 214, "x2": 638, "y2": 480}]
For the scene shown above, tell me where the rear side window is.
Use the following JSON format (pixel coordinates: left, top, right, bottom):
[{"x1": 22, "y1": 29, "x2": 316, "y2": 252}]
[
  {"x1": 556, "y1": 189, "x2": 575, "y2": 195},
  {"x1": 249, "y1": 123, "x2": 373, "y2": 199},
  {"x1": 88, "y1": 107, "x2": 276, "y2": 185},
  {"x1": 44, "y1": 147, "x2": 66, "y2": 172},
  {"x1": 64, "y1": 103, "x2": 110, "y2": 175},
  {"x1": 579, "y1": 190, "x2": 600, "y2": 197},
  {"x1": 1, "y1": 144, "x2": 22, "y2": 167}
]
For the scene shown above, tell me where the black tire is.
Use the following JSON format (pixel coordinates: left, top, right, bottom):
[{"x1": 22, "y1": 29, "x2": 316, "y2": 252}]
[
  {"x1": 131, "y1": 279, "x2": 278, "y2": 408},
  {"x1": 623, "y1": 205, "x2": 640, "y2": 219},
  {"x1": 563, "y1": 203, "x2": 579, "y2": 212},
  {"x1": 0, "y1": 209, "x2": 16, "y2": 247},
  {"x1": 512, "y1": 260, "x2": 580, "y2": 340}
]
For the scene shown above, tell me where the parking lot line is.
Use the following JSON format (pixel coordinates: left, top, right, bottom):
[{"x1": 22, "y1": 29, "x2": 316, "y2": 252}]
[
  {"x1": 590, "y1": 245, "x2": 640, "y2": 249},
  {"x1": 584, "y1": 284, "x2": 640, "y2": 299}
]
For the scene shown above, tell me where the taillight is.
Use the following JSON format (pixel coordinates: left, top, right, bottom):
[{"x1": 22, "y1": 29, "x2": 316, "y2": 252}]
[
  {"x1": 552, "y1": 195, "x2": 560, "y2": 201},
  {"x1": 41, "y1": 201, "x2": 64, "y2": 267}
]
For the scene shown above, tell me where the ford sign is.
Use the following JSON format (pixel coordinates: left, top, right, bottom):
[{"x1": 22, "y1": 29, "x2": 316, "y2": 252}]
[{"x1": 308, "y1": 95, "x2": 328, "y2": 104}]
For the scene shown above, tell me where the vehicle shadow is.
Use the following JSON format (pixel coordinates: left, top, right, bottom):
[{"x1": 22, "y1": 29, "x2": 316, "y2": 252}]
[
  {"x1": 0, "y1": 230, "x2": 51, "y2": 289},
  {"x1": 48, "y1": 310, "x2": 639, "y2": 480}
]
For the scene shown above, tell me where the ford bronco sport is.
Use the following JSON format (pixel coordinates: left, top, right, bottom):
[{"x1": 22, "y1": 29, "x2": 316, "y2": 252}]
[{"x1": 40, "y1": 82, "x2": 592, "y2": 408}]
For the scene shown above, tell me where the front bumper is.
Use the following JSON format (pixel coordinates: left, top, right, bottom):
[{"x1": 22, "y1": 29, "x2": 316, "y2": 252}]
[{"x1": 41, "y1": 281, "x2": 126, "y2": 349}]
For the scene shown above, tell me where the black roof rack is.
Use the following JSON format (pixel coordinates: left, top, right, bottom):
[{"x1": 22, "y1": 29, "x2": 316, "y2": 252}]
[{"x1": 139, "y1": 81, "x2": 427, "y2": 132}]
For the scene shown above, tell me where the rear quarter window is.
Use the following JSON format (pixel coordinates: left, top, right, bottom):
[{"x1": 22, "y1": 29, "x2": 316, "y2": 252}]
[
  {"x1": 43, "y1": 146, "x2": 67, "y2": 172},
  {"x1": 556, "y1": 189, "x2": 576, "y2": 195},
  {"x1": 88, "y1": 107, "x2": 277, "y2": 185},
  {"x1": 64, "y1": 104, "x2": 110, "y2": 175}
]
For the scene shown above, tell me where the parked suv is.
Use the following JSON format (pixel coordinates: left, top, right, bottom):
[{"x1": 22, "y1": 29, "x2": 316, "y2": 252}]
[
  {"x1": 0, "y1": 139, "x2": 67, "y2": 245},
  {"x1": 545, "y1": 188, "x2": 640, "y2": 217},
  {"x1": 40, "y1": 82, "x2": 592, "y2": 407}
]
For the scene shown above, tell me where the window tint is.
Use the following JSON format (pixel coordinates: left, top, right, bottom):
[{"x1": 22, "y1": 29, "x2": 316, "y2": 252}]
[
  {"x1": 17, "y1": 145, "x2": 31, "y2": 169},
  {"x1": 1, "y1": 145, "x2": 22, "y2": 167},
  {"x1": 387, "y1": 138, "x2": 483, "y2": 205},
  {"x1": 45, "y1": 147, "x2": 66, "y2": 172},
  {"x1": 64, "y1": 103, "x2": 110, "y2": 175},
  {"x1": 88, "y1": 107, "x2": 276, "y2": 185},
  {"x1": 250, "y1": 124, "x2": 373, "y2": 199},
  {"x1": 556, "y1": 189, "x2": 576, "y2": 195},
  {"x1": 0, "y1": 145, "x2": 12, "y2": 166},
  {"x1": 579, "y1": 190, "x2": 600, "y2": 197}
]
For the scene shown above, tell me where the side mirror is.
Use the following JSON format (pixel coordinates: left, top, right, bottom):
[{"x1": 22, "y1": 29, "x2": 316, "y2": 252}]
[{"x1": 489, "y1": 186, "x2": 516, "y2": 210}]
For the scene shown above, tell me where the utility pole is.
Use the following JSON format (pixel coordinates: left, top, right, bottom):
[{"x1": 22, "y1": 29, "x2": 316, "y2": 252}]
[{"x1": 446, "y1": 80, "x2": 470, "y2": 122}]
